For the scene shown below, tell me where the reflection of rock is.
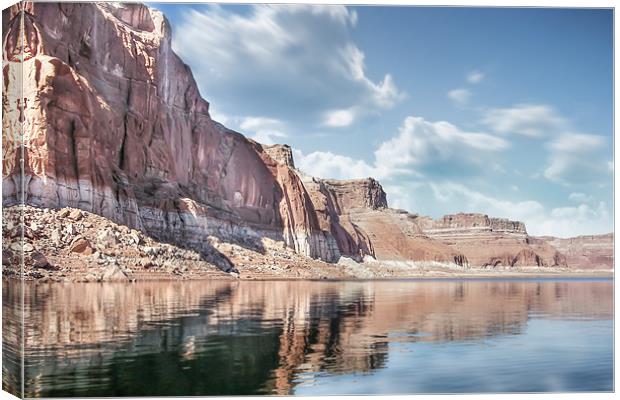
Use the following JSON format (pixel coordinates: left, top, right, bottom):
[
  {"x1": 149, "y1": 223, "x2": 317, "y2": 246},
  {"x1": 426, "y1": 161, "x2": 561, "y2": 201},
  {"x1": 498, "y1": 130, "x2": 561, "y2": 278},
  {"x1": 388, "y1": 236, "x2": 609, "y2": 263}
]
[{"x1": 4, "y1": 279, "x2": 612, "y2": 396}]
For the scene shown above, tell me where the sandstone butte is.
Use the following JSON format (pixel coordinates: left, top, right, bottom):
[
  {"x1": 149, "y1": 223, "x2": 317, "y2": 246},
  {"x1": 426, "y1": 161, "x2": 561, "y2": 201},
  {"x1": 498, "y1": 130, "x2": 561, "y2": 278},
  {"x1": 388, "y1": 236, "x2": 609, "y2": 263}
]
[{"x1": 1, "y1": 2, "x2": 613, "y2": 279}]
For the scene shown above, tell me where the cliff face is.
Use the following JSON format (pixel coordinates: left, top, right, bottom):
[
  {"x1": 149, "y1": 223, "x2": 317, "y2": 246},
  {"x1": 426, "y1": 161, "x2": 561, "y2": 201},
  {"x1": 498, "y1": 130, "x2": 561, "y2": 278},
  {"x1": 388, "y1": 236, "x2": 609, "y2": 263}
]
[
  {"x1": 2, "y1": 2, "x2": 612, "y2": 272},
  {"x1": 534, "y1": 234, "x2": 614, "y2": 270},
  {"x1": 414, "y1": 213, "x2": 567, "y2": 268},
  {"x1": 1, "y1": 2, "x2": 369, "y2": 263},
  {"x1": 417, "y1": 213, "x2": 527, "y2": 236}
]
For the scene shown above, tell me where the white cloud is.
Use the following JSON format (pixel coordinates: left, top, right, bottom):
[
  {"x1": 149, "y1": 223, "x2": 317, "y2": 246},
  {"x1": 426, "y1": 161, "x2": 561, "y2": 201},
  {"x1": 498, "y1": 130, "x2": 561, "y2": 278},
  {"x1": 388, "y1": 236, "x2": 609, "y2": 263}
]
[
  {"x1": 296, "y1": 115, "x2": 508, "y2": 182},
  {"x1": 430, "y1": 182, "x2": 545, "y2": 223},
  {"x1": 481, "y1": 104, "x2": 566, "y2": 138},
  {"x1": 293, "y1": 148, "x2": 374, "y2": 180},
  {"x1": 543, "y1": 132, "x2": 609, "y2": 185},
  {"x1": 239, "y1": 116, "x2": 283, "y2": 132},
  {"x1": 239, "y1": 116, "x2": 288, "y2": 145},
  {"x1": 340, "y1": 45, "x2": 406, "y2": 109},
  {"x1": 548, "y1": 132, "x2": 605, "y2": 153},
  {"x1": 373, "y1": 116, "x2": 509, "y2": 177},
  {"x1": 447, "y1": 88, "x2": 471, "y2": 105},
  {"x1": 322, "y1": 108, "x2": 356, "y2": 128},
  {"x1": 467, "y1": 70, "x2": 485, "y2": 84},
  {"x1": 172, "y1": 5, "x2": 404, "y2": 128},
  {"x1": 208, "y1": 107, "x2": 230, "y2": 125},
  {"x1": 429, "y1": 182, "x2": 611, "y2": 237},
  {"x1": 568, "y1": 192, "x2": 593, "y2": 203},
  {"x1": 539, "y1": 201, "x2": 611, "y2": 237}
]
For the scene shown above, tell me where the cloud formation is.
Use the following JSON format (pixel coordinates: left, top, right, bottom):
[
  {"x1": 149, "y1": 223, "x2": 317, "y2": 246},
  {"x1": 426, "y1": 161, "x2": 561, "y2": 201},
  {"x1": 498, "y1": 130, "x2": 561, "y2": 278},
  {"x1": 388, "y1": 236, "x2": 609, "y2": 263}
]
[
  {"x1": 481, "y1": 104, "x2": 566, "y2": 137},
  {"x1": 239, "y1": 116, "x2": 288, "y2": 145},
  {"x1": 374, "y1": 116, "x2": 509, "y2": 178},
  {"x1": 295, "y1": 115, "x2": 509, "y2": 181},
  {"x1": 447, "y1": 88, "x2": 471, "y2": 105},
  {"x1": 294, "y1": 148, "x2": 374, "y2": 180},
  {"x1": 322, "y1": 107, "x2": 357, "y2": 128},
  {"x1": 429, "y1": 182, "x2": 611, "y2": 237},
  {"x1": 543, "y1": 132, "x2": 610, "y2": 185},
  {"x1": 172, "y1": 5, "x2": 404, "y2": 127},
  {"x1": 467, "y1": 70, "x2": 485, "y2": 84}
]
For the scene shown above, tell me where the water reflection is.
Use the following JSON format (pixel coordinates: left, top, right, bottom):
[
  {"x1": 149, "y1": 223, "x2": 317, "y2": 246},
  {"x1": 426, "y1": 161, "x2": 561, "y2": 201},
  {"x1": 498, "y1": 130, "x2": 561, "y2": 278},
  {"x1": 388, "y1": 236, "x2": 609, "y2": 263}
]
[{"x1": 2, "y1": 278, "x2": 613, "y2": 396}]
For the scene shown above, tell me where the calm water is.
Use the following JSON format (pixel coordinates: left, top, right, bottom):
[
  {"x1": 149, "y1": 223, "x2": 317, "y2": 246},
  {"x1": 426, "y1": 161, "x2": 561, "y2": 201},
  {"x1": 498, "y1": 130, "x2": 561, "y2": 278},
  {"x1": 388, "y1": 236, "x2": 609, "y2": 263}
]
[{"x1": 2, "y1": 278, "x2": 614, "y2": 396}]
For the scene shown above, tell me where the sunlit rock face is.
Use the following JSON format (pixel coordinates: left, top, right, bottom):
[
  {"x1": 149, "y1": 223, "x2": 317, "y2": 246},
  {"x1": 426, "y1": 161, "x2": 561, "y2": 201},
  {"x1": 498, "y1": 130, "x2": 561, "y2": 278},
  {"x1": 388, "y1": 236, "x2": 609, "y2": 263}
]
[
  {"x1": 1, "y1": 2, "x2": 368, "y2": 263},
  {"x1": 413, "y1": 213, "x2": 567, "y2": 268},
  {"x1": 1, "y1": 3, "x2": 612, "y2": 269},
  {"x1": 1, "y1": 2, "x2": 459, "y2": 265},
  {"x1": 534, "y1": 233, "x2": 614, "y2": 270}
]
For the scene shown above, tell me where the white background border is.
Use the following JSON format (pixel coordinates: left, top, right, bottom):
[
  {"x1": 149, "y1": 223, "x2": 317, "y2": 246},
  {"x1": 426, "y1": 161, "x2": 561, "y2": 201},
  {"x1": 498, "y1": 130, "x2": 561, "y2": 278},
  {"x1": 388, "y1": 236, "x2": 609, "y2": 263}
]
[{"x1": 0, "y1": 0, "x2": 615, "y2": 399}]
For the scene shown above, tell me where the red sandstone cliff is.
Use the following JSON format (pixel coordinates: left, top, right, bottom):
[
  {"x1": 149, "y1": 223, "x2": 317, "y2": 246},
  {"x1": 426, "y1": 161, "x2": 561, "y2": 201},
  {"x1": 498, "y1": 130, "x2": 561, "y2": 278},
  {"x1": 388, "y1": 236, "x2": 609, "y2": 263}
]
[
  {"x1": 413, "y1": 213, "x2": 568, "y2": 268},
  {"x1": 2, "y1": 2, "x2": 352, "y2": 264},
  {"x1": 533, "y1": 234, "x2": 613, "y2": 270},
  {"x1": 2, "y1": 2, "x2": 613, "y2": 273}
]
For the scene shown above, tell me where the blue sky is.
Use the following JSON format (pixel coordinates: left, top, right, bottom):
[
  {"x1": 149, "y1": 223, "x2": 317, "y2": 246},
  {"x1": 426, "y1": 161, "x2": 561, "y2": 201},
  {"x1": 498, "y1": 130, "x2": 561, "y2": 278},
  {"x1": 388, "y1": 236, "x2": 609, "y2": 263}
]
[{"x1": 151, "y1": 4, "x2": 613, "y2": 237}]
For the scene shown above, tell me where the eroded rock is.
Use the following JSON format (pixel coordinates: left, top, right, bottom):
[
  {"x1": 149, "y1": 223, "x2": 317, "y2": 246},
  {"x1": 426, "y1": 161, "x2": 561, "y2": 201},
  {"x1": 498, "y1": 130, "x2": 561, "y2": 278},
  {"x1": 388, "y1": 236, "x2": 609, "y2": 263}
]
[
  {"x1": 101, "y1": 264, "x2": 128, "y2": 282},
  {"x1": 69, "y1": 237, "x2": 95, "y2": 255}
]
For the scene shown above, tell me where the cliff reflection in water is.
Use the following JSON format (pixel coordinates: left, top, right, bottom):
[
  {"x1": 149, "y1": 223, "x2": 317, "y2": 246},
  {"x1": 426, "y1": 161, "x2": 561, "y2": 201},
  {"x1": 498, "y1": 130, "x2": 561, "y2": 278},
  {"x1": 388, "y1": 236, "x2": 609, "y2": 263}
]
[{"x1": 2, "y1": 279, "x2": 613, "y2": 396}]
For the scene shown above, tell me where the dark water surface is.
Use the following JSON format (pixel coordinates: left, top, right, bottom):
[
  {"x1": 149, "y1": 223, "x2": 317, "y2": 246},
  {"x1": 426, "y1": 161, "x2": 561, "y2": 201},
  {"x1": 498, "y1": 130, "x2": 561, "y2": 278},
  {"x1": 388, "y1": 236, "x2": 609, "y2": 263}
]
[{"x1": 2, "y1": 278, "x2": 613, "y2": 396}]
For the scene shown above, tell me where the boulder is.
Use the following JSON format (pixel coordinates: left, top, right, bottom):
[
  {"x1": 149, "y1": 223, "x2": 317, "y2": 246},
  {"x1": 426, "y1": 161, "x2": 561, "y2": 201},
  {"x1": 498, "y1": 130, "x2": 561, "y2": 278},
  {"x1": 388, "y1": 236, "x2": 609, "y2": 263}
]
[
  {"x1": 97, "y1": 230, "x2": 119, "y2": 248},
  {"x1": 69, "y1": 237, "x2": 95, "y2": 255},
  {"x1": 2, "y1": 249, "x2": 13, "y2": 266},
  {"x1": 31, "y1": 251, "x2": 53, "y2": 269},
  {"x1": 57, "y1": 209, "x2": 71, "y2": 218},
  {"x1": 68, "y1": 209, "x2": 83, "y2": 221},
  {"x1": 101, "y1": 264, "x2": 129, "y2": 282}
]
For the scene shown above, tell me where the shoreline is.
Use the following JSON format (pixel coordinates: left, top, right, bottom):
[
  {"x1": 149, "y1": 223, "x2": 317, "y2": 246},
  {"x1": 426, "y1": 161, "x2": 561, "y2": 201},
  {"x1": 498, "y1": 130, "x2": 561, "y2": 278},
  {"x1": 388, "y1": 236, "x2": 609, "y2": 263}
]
[
  {"x1": 3, "y1": 270, "x2": 613, "y2": 284},
  {"x1": 3, "y1": 205, "x2": 613, "y2": 283}
]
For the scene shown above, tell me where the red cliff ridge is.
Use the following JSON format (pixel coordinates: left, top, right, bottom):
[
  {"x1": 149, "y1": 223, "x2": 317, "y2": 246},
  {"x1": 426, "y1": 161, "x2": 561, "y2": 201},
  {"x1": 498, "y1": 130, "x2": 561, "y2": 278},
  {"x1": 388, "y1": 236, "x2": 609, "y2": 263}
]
[{"x1": 2, "y1": 2, "x2": 613, "y2": 278}]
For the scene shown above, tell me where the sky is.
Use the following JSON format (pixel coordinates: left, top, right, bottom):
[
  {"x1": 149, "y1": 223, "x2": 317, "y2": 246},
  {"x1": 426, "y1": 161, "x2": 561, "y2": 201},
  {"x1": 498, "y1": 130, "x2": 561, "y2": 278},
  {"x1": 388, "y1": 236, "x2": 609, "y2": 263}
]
[{"x1": 150, "y1": 3, "x2": 613, "y2": 237}]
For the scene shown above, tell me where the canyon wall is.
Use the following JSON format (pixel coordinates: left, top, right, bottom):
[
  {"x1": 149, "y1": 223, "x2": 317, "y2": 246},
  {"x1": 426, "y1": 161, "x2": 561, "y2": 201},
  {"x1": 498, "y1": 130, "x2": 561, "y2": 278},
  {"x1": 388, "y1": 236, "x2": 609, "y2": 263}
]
[
  {"x1": 534, "y1": 234, "x2": 614, "y2": 270},
  {"x1": 1, "y1": 2, "x2": 379, "y2": 264},
  {"x1": 414, "y1": 213, "x2": 567, "y2": 268},
  {"x1": 2, "y1": 2, "x2": 612, "y2": 272}
]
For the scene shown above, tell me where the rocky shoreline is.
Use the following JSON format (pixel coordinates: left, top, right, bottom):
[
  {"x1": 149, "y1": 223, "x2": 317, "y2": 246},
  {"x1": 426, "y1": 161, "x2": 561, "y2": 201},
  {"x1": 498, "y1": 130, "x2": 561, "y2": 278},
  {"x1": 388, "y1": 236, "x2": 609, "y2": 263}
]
[
  {"x1": 2, "y1": 205, "x2": 611, "y2": 283},
  {"x1": 1, "y1": 3, "x2": 613, "y2": 281}
]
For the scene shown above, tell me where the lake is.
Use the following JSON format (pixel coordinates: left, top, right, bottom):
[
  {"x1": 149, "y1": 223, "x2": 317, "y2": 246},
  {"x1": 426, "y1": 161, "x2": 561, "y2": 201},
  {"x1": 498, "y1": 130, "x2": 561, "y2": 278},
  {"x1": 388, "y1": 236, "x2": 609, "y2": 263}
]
[{"x1": 2, "y1": 278, "x2": 613, "y2": 396}]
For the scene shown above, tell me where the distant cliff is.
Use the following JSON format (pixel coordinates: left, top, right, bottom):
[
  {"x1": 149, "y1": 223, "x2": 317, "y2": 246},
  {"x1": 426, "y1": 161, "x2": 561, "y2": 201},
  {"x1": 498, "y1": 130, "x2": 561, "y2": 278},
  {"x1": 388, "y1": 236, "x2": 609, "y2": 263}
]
[
  {"x1": 2, "y1": 2, "x2": 612, "y2": 273},
  {"x1": 533, "y1": 234, "x2": 614, "y2": 270},
  {"x1": 413, "y1": 213, "x2": 566, "y2": 268}
]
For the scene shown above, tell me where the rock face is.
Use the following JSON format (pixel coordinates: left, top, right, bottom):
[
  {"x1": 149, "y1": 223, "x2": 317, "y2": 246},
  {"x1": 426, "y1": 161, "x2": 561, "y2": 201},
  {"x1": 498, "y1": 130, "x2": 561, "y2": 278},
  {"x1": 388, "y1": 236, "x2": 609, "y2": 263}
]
[
  {"x1": 2, "y1": 2, "x2": 465, "y2": 268},
  {"x1": 534, "y1": 234, "x2": 613, "y2": 270},
  {"x1": 263, "y1": 144, "x2": 295, "y2": 168},
  {"x1": 414, "y1": 213, "x2": 567, "y2": 268},
  {"x1": 1, "y1": 2, "x2": 361, "y2": 263},
  {"x1": 417, "y1": 213, "x2": 528, "y2": 236},
  {"x1": 2, "y1": 2, "x2": 612, "y2": 273}
]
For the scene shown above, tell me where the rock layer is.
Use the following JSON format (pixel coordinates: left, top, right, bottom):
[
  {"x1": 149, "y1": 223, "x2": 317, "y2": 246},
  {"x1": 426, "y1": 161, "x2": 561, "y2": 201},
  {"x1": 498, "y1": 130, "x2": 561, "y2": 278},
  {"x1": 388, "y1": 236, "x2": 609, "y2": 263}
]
[
  {"x1": 1, "y1": 2, "x2": 358, "y2": 263},
  {"x1": 534, "y1": 234, "x2": 614, "y2": 270},
  {"x1": 414, "y1": 213, "x2": 567, "y2": 268},
  {"x1": 2, "y1": 2, "x2": 613, "y2": 273}
]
